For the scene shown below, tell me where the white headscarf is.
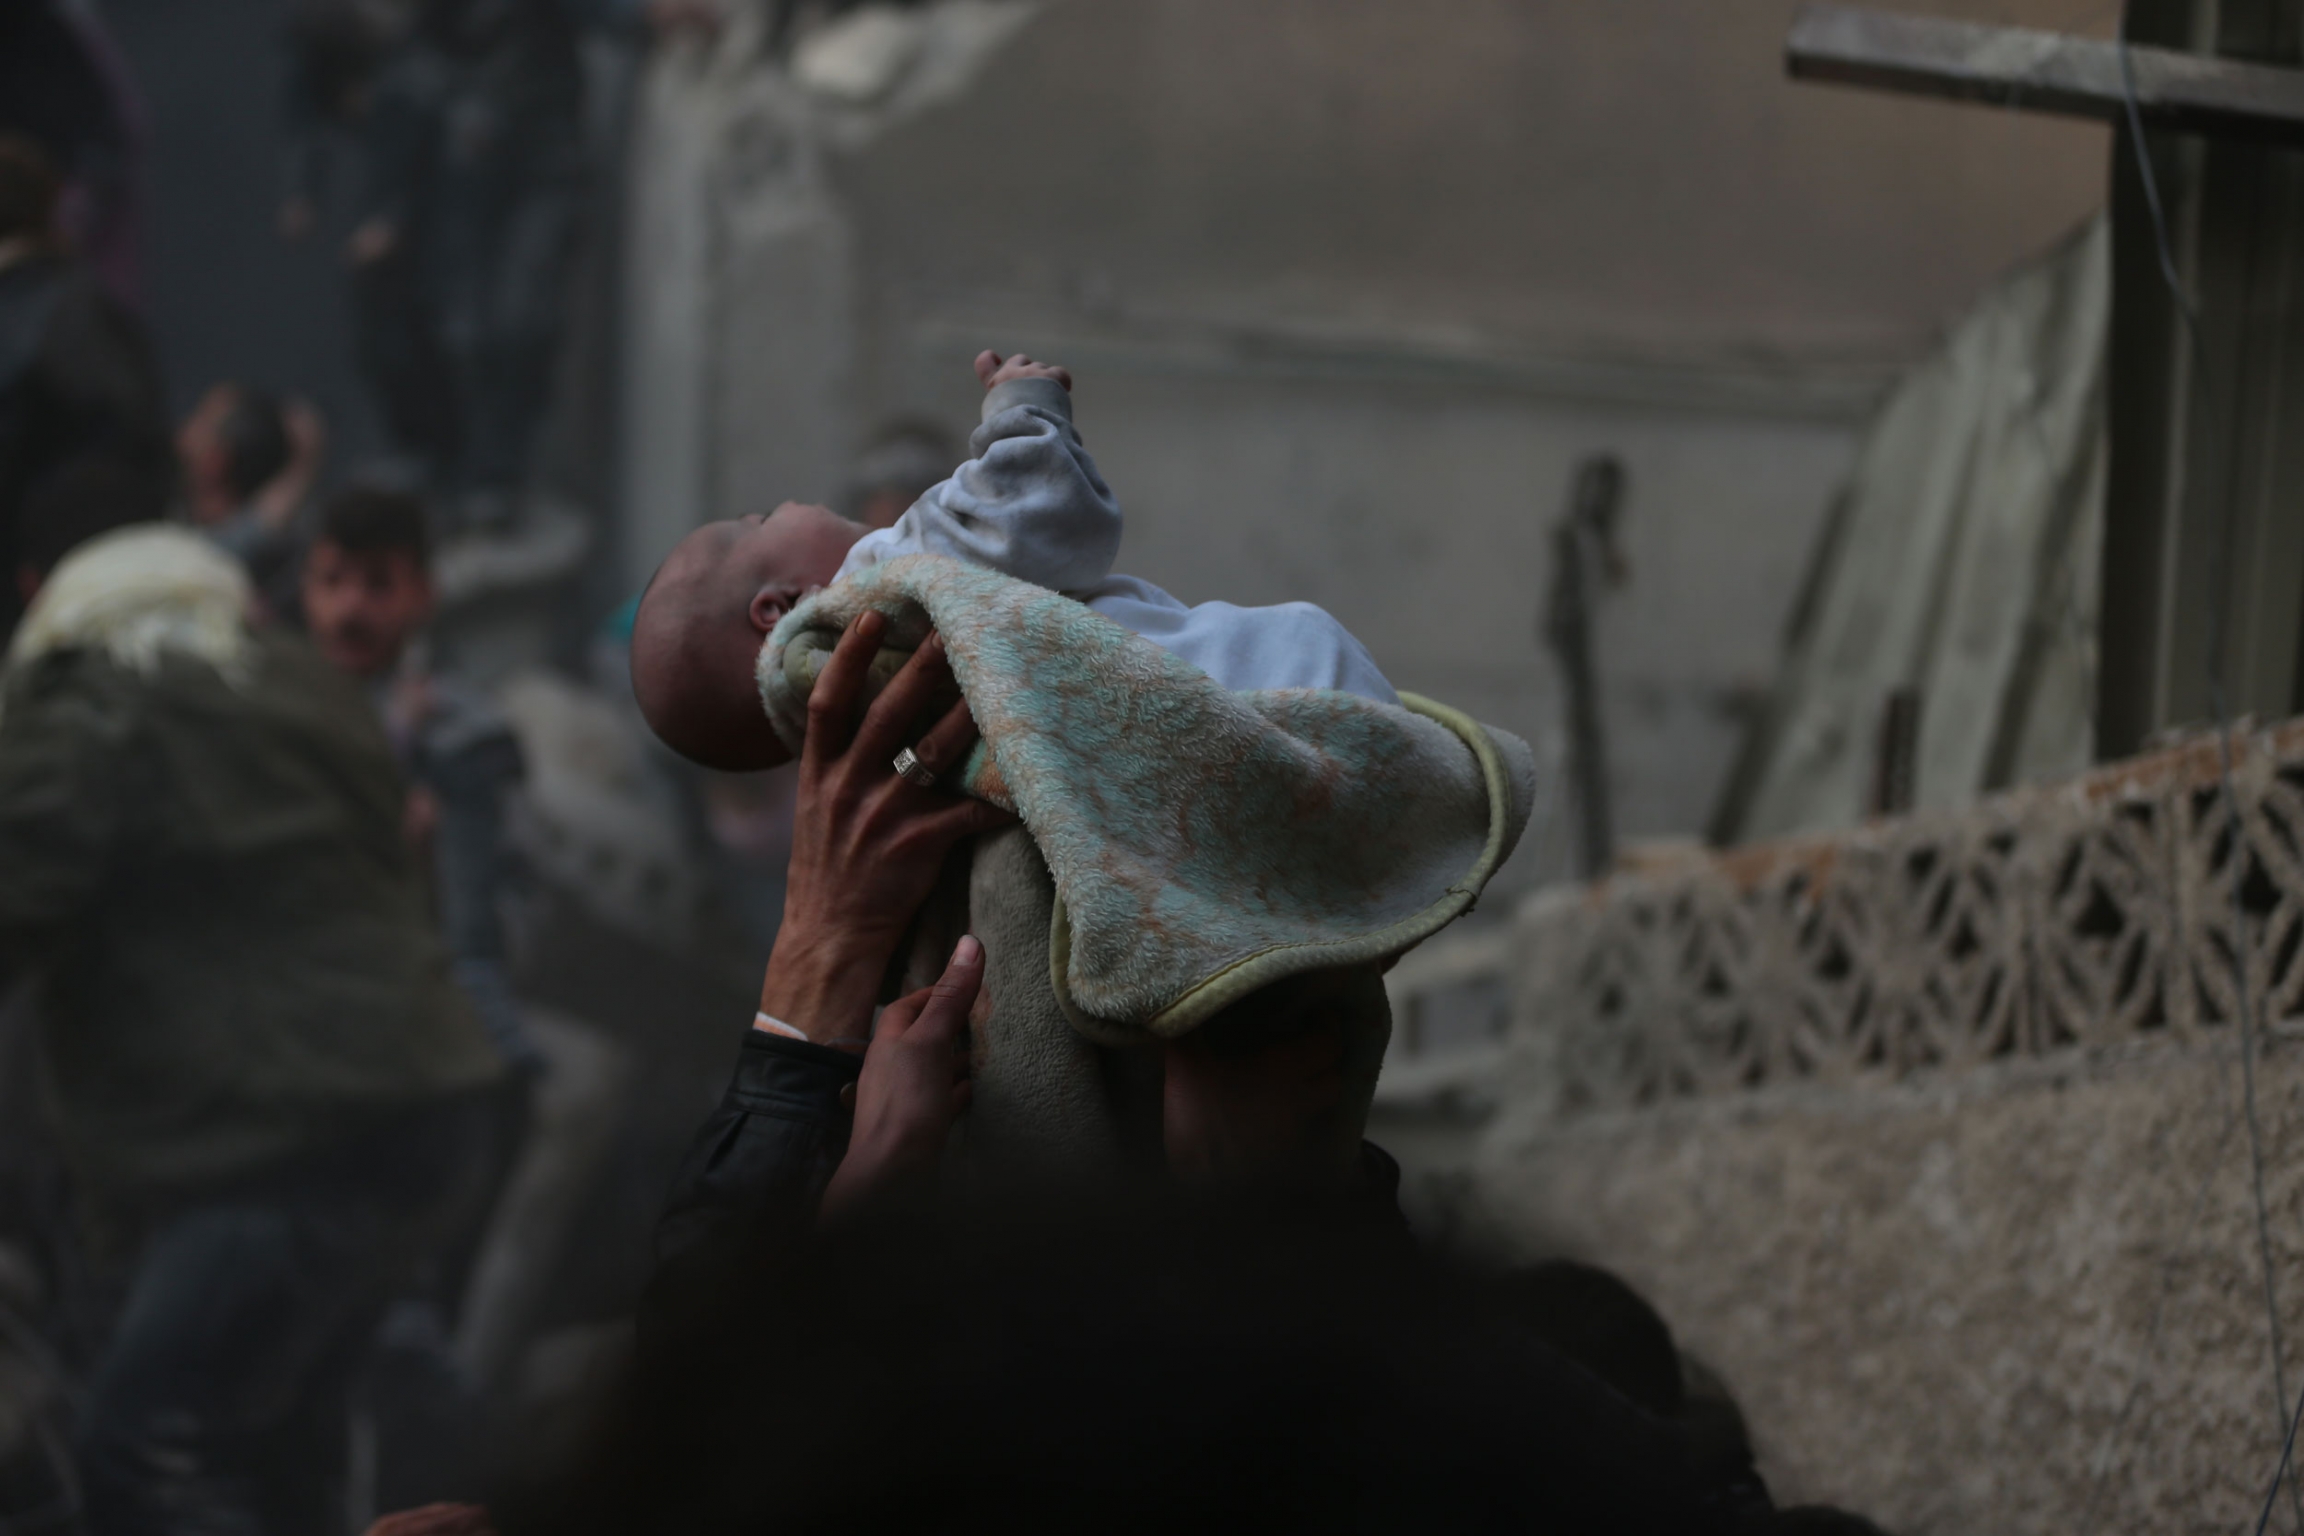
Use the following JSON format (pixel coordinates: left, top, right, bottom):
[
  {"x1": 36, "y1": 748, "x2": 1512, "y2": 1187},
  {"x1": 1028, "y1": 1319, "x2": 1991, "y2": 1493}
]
[{"x1": 3, "y1": 525, "x2": 255, "y2": 721}]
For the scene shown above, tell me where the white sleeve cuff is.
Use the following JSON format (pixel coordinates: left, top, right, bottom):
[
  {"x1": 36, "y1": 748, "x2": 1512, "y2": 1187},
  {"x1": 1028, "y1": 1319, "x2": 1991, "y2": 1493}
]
[{"x1": 753, "y1": 1011, "x2": 810, "y2": 1041}]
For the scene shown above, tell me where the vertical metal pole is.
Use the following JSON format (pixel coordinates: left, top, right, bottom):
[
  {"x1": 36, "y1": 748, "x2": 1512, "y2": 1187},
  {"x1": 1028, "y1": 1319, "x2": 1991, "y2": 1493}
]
[
  {"x1": 1544, "y1": 456, "x2": 1627, "y2": 881},
  {"x1": 1870, "y1": 686, "x2": 1924, "y2": 818}
]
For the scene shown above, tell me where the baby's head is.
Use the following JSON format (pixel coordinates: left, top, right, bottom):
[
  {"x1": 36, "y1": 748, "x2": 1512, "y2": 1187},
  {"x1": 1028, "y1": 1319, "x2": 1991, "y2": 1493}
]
[{"x1": 632, "y1": 501, "x2": 865, "y2": 770}]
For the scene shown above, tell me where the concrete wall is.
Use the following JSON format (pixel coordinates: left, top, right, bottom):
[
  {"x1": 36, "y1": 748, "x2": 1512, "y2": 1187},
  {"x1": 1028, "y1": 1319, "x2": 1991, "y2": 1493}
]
[
  {"x1": 1374, "y1": 719, "x2": 2304, "y2": 1532},
  {"x1": 840, "y1": 0, "x2": 2115, "y2": 360},
  {"x1": 623, "y1": 0, "x2": 2113, "y2": 891},
  {"x1": 1474, "y1": 1038, "x2": 2304, "y2": 1533}
]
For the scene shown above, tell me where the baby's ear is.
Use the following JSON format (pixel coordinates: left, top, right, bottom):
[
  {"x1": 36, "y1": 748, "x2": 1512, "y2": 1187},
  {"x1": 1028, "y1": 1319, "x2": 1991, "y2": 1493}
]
[{"x1": 747, "y1": 588, "x2": 789, "y2": 634}]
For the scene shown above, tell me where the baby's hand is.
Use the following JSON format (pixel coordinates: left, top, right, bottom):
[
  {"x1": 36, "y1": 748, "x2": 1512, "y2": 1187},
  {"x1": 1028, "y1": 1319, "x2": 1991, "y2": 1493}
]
[{"x1": 975, "y1": 350, "x2": 1073, "y2": 393}]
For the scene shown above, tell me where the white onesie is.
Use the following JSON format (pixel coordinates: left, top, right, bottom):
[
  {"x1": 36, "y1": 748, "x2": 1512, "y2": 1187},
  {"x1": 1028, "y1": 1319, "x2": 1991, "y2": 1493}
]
[{"x1": 835, "y1": 377, "x2": 1396, "y2": 704}]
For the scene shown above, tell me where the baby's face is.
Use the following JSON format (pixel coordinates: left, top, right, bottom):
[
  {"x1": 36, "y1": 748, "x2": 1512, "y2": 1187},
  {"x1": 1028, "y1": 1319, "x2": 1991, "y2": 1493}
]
[{"x1": 632, "y1": 502, "x2": 864, "y2": 771}]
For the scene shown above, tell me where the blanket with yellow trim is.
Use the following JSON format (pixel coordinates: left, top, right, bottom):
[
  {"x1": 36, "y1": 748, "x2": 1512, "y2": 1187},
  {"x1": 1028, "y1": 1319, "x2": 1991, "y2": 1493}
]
[{"x1": 760, "y1": 554, "x2": 1535, "y2": 1044}]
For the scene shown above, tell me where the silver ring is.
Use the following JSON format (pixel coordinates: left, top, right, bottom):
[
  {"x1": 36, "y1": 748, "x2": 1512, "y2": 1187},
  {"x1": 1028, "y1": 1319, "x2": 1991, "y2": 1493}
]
[{"x1": 892, "y1": 747, "x2": 937, "y2": 789}]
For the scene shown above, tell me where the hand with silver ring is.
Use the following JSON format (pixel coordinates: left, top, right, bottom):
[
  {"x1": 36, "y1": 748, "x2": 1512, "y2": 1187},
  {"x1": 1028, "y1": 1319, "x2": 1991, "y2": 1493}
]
[
  {"x1": 892, "y1": 747, "x2": 938, "y2": 789},
  {"x1": 758, "y1": 617, "x2": 1012, "y2": 1051}
]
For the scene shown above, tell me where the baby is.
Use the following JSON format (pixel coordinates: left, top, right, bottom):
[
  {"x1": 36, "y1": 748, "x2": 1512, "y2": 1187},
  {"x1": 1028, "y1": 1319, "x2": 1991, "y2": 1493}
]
[{"x1": 633, "y1": 350, "x2": 1394, "y2": 771}]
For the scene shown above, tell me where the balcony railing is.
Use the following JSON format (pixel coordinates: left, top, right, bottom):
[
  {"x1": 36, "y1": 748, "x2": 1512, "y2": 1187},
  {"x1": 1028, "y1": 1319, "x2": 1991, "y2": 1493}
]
[{"x1": 1384, "y1": 716, "x2": 2304, "y2": 1118}]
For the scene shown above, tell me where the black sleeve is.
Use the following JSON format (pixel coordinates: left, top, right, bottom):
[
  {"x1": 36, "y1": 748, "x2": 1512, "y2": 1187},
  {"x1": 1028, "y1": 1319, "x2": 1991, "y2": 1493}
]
[{"x1": 639, "y1": 1030, "x2": 862, "y2": 1340}]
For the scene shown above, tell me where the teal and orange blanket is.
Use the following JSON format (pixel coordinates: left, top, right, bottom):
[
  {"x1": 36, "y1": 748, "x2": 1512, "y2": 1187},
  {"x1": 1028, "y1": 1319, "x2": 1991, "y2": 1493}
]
[{"x1": 759, "y1": 554, "x2": 1535, "y2": 1044}]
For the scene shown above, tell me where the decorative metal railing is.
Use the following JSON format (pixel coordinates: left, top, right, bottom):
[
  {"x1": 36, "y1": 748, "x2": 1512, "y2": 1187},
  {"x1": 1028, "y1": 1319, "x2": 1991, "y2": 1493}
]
[{"x1": 1387, "y1": 718, "x2": 2304, "y2": 1117}]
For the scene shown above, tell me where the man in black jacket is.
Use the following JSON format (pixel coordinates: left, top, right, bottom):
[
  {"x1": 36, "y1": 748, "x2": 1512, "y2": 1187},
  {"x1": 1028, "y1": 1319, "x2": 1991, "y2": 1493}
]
[{"x1": 495, "y1": 615, "x2": 1771, "y2": 1536}]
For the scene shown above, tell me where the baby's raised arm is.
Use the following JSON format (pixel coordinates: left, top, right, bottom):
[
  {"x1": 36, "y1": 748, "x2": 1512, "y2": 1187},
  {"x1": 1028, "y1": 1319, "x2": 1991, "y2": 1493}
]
[
  {"x1": 976, "y1": 350, "x2": 1072, "y2": 393},
  {"x1": 836, "y1": 352, "x2": 1121, "y2": 596}
]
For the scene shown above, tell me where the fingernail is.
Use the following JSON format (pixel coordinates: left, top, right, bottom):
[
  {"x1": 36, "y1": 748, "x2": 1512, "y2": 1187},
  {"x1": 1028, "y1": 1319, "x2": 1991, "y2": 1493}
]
[{"x1": 953, "y1": 934, "x2": 982, "y2": 966}]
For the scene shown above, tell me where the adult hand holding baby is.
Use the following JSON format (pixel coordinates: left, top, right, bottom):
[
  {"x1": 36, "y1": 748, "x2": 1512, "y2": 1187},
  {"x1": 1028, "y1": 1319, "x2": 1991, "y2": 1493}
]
[
  {"x1": 757, "y1": 610, "x2": 1013, "y2": 1211},
  {"x1": 757, "y1": 608, "x2": 1013, "y2": 1049}
]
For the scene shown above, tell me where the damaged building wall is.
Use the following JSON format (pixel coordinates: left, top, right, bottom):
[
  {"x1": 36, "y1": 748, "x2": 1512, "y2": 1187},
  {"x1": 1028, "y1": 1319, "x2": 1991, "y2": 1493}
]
[
  {"x1": 617, "y1": 0, "x2": 2110, "y2": 892},
  {"x1": 1454, "y1": 718, "x2": 2304, "y2": 1532},
  {"x1": 1725, "y1": 217, "x2": 2110, "y2": 845}
]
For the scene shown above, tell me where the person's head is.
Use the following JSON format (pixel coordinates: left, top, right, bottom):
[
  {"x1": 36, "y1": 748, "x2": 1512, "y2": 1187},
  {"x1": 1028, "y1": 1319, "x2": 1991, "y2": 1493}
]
[
  {"x1": 0, "y1": 135, "x2": 60, "y2": 251},
  {"x1": 15, "y1": 458, "x2": 170, "y2": 603},
  {"x1": 1160, "y1": 964, "x2": 1391, "y2": 1194},
  {"x1": 630, "y1": 501, "x2": 865, "y2": 771},
  {"x1": 301, "y1": 486, "x2": 434, "y2": 679},
  {"x1": 845, "y1": 419, "x2": 958, "y2": 531},
  {"x1": 177, "y1": 383, "x2": 292, "y2": 524}
]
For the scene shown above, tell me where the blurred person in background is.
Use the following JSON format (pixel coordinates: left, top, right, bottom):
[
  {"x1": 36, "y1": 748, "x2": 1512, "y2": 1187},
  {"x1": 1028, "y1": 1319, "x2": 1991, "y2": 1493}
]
[
  {"x1": 303, "y1": 486, "x2": 541, "y2": 1506},
  {"x1": 278, "y1": 0, "x2": 407, "y2": 243},
  {"x1": 281, "y1": 0, "x2": 471, "y2": 494},
  {"x1": 0, "y1": 134, "x2": 166, "y2": 642},
  {"x1": 843, "y1": 416, "x2": 959, "y2": 531},
  {"x1": 348, "y1": 0, "x2": 721, "y2": 533},
  {"x1": 0, "y1": 459, "x2": 169, "y2": 1536},
  {"x1": 0, "y1": 492, "x2": 505, "y2": 1534},
  {"x1": 0, "y1": 0, "x2": 145, "y2": 306},
  {"x1": 175, "y1": 380, "x2": 330, "y2": 615},
  {"x1": 303, "y1": 486, "x2": 532, "y2": 1076}
]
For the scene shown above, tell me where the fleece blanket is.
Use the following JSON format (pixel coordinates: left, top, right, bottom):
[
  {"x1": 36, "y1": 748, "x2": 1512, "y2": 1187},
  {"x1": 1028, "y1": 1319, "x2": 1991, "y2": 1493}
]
[
  {"x1": 953, "y1": 824, "x2": 1144, "y2": 1170},
  {"x1": 759, "y1": 554, "x2": 1535, "y2": 1044}
]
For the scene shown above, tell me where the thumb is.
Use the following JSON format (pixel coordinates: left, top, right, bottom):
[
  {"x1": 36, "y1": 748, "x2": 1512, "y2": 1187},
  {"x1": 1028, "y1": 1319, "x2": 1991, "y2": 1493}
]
[{"x1": 913, "y1": 934, "x2": 984, "y2": 1045}]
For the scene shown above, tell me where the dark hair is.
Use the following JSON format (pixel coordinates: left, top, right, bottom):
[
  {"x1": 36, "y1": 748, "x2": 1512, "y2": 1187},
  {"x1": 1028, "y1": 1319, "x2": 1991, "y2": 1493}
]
[
  {"x1": 214, "y1": 386, "x2": 292, "y2": 501},
  {"x1": 18, "y1": 458, "x2": 168, "y2": 577},
  {"x1": 0, "y1": 134, "x2": 61, "y2": 246},
  {"x1": 316, "y1": 485, "x2": 431, "y2": 568}
]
